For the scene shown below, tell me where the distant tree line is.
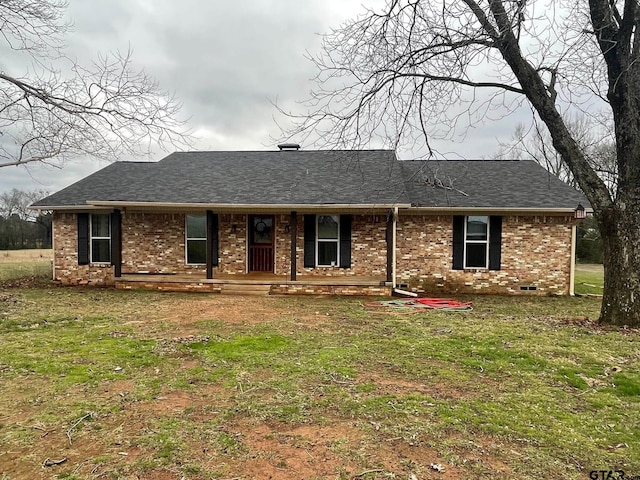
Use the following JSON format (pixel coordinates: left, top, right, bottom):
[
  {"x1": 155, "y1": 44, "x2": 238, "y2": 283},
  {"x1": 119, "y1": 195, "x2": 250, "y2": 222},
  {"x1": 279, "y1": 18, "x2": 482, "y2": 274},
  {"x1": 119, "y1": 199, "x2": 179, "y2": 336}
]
[
  {"x1": 576, "y1": 216, "x2": 603, "y2": 264},
  {"x1": 0, "y1": 189, "x2": 51, "y2": 249}
]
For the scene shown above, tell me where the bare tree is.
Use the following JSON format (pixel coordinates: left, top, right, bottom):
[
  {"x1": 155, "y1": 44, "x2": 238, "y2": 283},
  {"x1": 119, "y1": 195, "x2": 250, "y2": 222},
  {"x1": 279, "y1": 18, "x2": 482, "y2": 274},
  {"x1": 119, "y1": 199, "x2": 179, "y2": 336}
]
[
  {"x1": 0, "y1": 188, "x2": 51, "y2": 248},
  {"x1": 0, "y1": 188, "x2": 48, "y2": 221},
  {"x1": 0, "y1": 0, "x2": 191, "y2": 169},
  {"x1": 496, "y1": 116, "x2": 618, "y2": 194},
  {"x1": 283, "y1": 0, "x2": 639, "y2": 327}
]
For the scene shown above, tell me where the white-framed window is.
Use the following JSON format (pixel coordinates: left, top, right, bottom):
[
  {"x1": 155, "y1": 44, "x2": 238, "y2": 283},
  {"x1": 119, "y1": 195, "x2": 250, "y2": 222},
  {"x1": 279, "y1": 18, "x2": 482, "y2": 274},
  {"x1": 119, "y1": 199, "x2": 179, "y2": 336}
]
[
  {"x1": 90, "y1": 214, "x2": 111, "y2": 263},
  {"x1": 316, "y1": 215, "x2": 339, "y2": 266},
  {"x1": 464, "y1": 215, "x2": 489, "y2": 269},
  {"x1": 186, "y1": 214, "x2": 206, "y2": 264}
]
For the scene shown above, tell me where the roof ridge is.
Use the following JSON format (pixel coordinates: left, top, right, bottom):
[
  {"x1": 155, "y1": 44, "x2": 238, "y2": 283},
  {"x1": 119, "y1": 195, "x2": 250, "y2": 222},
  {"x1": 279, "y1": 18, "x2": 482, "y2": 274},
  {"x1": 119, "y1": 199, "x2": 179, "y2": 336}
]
[
  {"x1": 400, "y1": 158, "x2": 525, "y2": 162},
  {"x1": 161, "y1": 149, "x2": 395, "y2": 154}
]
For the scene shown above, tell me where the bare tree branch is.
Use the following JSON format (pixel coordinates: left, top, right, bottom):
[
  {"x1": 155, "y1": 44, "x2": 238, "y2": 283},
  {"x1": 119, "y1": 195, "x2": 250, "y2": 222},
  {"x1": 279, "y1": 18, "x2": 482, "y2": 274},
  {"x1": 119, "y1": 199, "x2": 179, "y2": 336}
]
[
  {"x1": 280, "y1": 0, "x2": 640, "y2": 325},
  {"x1": 0, "y1": 0, "x2": 192, "y2": 169}
]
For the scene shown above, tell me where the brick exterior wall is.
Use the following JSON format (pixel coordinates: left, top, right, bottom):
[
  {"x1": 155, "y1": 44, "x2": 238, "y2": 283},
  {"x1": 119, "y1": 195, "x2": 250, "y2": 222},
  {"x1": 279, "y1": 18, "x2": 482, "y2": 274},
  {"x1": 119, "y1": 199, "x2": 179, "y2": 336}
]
[
  {"x1": 52, "y1": 212, "x2": 115, "y2": 286},
  {"x1": 52, "y1": 211, "x2": 575, "y2": 295},
  {"x1": 53, "y1": 211, "x2": 388, "y2": 283},
  {"x1": 219, "y1": 214, "x2": 247, "y2": 274},
  {"x1": 396, "y1": 214, "x2": 575, "y2": 295},
  {"x1": 122, "y1": 212, "x2": 202, "y2": 275},
  {"x1": 294, "y1": 214, "x2": 388, "y2": 277}
]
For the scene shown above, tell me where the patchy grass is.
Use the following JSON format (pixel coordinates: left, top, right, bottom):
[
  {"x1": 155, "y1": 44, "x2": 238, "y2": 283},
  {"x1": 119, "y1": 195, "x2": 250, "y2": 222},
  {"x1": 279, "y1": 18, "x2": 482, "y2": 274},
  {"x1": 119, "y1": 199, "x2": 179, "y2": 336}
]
[
  {"x1": 575, "y1": 263, "x2": 604, "y2": 295},
  {"x1": 0, "y1": 286, "x2": 638, "y2": 480},
  {"x1": 0, "y1": 249, "x2": 52, "y2": 282},
  {"x1": 0, "y1": 249, "x2": 53, "y2": 263}
]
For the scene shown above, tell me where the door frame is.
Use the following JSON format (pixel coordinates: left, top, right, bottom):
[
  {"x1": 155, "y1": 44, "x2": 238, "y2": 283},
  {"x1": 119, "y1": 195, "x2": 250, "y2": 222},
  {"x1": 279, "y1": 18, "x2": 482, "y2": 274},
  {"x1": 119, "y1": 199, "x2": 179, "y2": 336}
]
[{"x1": 247, "y1": 214, "x2": 275, "y2": 273}]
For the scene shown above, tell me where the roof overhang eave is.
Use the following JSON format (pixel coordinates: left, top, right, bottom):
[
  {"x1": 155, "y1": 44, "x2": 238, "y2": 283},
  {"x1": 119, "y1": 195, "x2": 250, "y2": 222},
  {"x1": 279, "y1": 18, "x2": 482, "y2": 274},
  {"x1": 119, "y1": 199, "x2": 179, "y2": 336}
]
[
  {"x1": 406, "y1": 206, "x2": 593, "y2": 215},
  {"x1": 30, "y1": 203, "x2": 592, "y2": 216},
  {"x1": 82, "y1": 201, "x2": 413, "y2": 213},
  {"x1": 28, "y1": 204, "x2": 110, "y2": 211}
]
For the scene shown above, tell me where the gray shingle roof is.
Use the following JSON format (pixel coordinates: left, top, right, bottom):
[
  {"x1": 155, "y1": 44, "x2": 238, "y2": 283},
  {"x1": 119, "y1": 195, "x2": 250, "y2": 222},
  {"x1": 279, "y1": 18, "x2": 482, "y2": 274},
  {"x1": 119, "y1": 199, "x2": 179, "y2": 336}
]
[
  {"x1": 400, "y1": 160, "x2": 588, "y2": 209},
  {"x1": 32, "y1": 150, "x2": 409, "y2": 207},
  {"x1": 32, "y1": 151, "x2": 588, "y2": 210}
]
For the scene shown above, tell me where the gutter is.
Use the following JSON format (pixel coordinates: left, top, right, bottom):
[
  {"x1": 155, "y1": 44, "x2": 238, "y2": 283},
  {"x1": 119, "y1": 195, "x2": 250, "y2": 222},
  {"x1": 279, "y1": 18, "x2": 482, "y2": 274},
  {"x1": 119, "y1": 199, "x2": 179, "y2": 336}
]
[
  {"x1": 406, "y1": 206, "x2": 592, "y2": 215},
  {"x1": 30, "y1": 203, "x2": 590, "y2": 215},
  {"x1": 30, "y1": 201, "x2": 413, "y2": 213},
  {"x1": 29, "y1": 204, "x2": 112, "y2": 212},
  {"x1": 28, "y1": 200, "x2": 593, "y2": 215}
]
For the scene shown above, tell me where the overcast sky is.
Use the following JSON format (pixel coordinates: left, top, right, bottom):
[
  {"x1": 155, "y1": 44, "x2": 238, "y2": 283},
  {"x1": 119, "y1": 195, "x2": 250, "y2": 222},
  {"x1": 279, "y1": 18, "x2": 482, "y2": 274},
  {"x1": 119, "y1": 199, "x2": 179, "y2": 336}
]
[{"x1": 1, "y1": 0, "x2": 524, "y2": 197}]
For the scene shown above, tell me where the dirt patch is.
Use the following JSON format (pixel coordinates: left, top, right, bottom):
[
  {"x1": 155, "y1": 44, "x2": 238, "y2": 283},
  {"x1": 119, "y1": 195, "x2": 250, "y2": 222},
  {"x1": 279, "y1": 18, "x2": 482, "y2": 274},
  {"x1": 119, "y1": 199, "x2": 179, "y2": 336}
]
[
  {"x1": 163, "y1": 296, "x2": 289, "y2": 325},
  {"x1": 358, "y1": 373, "x2": 433, "y2": 396},
  {"x1": 220, "y1": 417, "x2": 463, "y2": 480}
]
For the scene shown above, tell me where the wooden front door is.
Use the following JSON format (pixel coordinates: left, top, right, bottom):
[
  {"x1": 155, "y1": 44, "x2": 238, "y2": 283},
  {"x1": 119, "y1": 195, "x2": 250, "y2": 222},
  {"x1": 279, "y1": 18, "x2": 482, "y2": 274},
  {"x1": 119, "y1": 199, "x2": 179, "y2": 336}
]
[{"x1": 248, "y1": 215, "x2": 274, "y2": 272}]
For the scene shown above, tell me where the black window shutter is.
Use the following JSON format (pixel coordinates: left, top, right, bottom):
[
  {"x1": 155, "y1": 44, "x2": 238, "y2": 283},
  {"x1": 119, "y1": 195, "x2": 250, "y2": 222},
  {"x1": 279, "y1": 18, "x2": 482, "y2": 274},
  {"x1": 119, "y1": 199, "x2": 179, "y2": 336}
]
[
  {"x1": 339, "y1": 214, "x2": 352, "y2": 268},
  {"x1": 206, "y1": 211, "x2": 219, "y2": 279},
  {"x1": 110, "y1": 210, "x2": 122, "y2": 275},
  {"x1": 452, "y1": 215, "x2": 465, "y2": 270},
  {"x1": 77, "y1": 213, "x2": 89, "y2": 265},
  {"x1": 489, "y1": 216, "x2": 502, "y2": 271},
  {"x1": 211, "y1": 212, "x2": 219, "y2": 267},
  {"x1": 303, "y1": 214, "x2": 316, "y2": 268}
]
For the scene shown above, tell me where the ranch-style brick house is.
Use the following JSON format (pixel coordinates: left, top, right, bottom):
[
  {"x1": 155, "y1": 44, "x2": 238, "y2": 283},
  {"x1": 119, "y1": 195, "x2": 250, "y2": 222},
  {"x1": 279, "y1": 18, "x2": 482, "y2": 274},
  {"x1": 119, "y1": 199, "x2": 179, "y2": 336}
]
[{"x1": 31, "y1": 148, "x2": 589, "y2": 296}]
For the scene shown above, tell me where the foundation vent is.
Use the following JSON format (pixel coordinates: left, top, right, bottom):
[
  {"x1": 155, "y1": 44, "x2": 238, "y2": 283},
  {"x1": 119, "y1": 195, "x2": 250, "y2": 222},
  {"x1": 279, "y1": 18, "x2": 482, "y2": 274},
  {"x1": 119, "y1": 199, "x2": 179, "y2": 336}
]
[{"x1": 519, "y1": 285, "x2": 538, "y2": 291}]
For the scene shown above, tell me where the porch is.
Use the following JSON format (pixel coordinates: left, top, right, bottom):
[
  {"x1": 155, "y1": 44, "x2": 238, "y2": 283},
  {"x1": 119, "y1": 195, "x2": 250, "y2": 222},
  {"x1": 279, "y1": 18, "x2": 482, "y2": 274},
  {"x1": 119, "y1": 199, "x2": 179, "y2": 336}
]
[{"x1": 114, "y1": 273, "x2": 391, "y2": 296}]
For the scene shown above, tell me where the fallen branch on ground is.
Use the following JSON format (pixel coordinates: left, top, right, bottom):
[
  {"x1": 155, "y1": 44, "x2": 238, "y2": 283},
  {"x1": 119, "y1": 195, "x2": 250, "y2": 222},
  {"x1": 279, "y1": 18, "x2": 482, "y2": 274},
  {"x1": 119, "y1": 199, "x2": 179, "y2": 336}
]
[
  {"x1": 67, "y1": 412, "x2": 95, "y2": 445},
  {"x1": 351, "y1": 469, "x2": 386, "y2": 479}
]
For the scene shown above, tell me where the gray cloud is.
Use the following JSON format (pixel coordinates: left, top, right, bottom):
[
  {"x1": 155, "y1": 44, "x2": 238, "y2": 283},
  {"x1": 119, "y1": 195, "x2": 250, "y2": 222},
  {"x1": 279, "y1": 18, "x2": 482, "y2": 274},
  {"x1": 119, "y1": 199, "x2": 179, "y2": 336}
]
[{"x1": 1, "y1": 0, "x2": 523, "y2": 197}]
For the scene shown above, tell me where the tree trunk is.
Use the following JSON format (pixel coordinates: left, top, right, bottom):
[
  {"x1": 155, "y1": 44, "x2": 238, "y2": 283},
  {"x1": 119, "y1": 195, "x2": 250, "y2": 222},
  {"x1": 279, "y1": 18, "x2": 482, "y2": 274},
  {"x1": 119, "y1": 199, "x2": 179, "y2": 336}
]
[{"x1": 598, "y1": 205, "x2": 640, "y2": 327}]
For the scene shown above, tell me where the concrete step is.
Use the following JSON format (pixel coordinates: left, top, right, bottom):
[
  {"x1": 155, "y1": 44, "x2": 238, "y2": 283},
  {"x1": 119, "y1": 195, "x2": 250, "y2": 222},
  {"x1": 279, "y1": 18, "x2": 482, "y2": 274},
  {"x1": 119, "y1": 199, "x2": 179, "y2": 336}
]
[{"x1": 221, "y1": 283, "x2": 272, "y2": 296}]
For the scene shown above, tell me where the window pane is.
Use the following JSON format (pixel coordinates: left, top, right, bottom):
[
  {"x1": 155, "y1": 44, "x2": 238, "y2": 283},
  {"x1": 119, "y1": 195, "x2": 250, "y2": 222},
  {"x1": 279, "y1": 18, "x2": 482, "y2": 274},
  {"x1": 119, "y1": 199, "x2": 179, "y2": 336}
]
[
  {"x1": 466, "y1": 216, "x2": 488, "y2": 240},
  {"x1": 187, "y1": 239, "x2": 207, "y2": 264},
  {"x1": 253, "y1": 216, "x2": 273, "y2": 244},
  {"x1": 186, "y1": 215, "x2": 206, "y2": 239},
  {"x1": 318, "y1": 215, "x2": 339, "y2": 239},
  {"x1": 92, "y1": 214, "x2": 110, "y2": 238},
  {"x1": 92, "y1": 239, "x2": 111, "y2": 263},
  {"x1": 318, "y1": 241, "x2": 338, "y2": 266},
  {"x1": 466, "y1": 243, "x2": 487, "y2": 268}
]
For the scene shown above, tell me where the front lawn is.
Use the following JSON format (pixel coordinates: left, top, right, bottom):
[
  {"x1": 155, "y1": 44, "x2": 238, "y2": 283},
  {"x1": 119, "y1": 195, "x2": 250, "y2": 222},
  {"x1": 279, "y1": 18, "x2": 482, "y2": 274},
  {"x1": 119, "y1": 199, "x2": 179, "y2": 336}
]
[
  {"x1": 575, "y1": 263, "x2": 605, "y2": 295},
  {"x1": 0, "y1": 285, "x2": 637, "y2": 480}
]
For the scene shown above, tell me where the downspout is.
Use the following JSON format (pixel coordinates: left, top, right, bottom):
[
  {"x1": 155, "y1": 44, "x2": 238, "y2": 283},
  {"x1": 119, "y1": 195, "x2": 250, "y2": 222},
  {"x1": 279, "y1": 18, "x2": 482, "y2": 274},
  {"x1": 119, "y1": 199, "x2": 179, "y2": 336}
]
[
  {"x1": 569, "y1": 223, "x2": 577, "y2": 296},
  {"x1": 290, "y1": 211, "x2": 297, "y2": 281}
]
